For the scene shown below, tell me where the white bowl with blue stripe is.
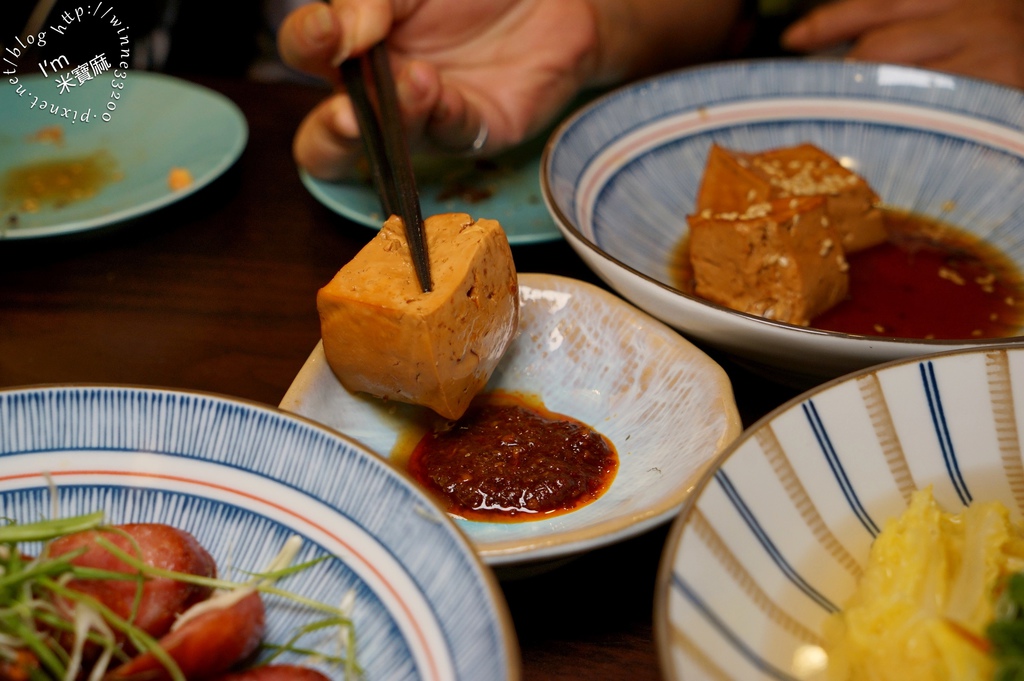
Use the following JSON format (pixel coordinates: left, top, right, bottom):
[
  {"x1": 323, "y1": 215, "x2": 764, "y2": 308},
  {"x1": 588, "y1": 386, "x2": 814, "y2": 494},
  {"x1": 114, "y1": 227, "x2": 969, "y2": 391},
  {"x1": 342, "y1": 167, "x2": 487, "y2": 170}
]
[
  {"x1": 542, "y1": 59, "x2": 1024, "y2": 386},
  {"x1": 654, "y1": 343, "x2": 1024, "y2": 680},
  {"x1": 0, "y1": 385, "x2": 519, "y2": 681}
]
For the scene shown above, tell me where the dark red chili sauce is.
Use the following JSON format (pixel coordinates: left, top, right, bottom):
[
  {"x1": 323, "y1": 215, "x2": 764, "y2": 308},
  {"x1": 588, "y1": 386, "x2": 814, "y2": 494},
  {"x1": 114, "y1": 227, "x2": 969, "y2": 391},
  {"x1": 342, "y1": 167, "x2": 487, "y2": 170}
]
[
  {"x1": 399, "y1": 391, "x2": 618, "y2": 522},
  {"x1": 672, "y1": 208, "x2": 1024, "y2": 339}
]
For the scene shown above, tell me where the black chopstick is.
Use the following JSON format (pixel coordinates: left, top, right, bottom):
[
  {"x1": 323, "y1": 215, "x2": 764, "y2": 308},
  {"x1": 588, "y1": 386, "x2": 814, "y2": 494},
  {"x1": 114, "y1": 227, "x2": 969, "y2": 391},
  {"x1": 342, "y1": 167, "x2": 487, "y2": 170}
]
[{"x1": 340, "y1": 42, "x2": 432, "y2": 293}]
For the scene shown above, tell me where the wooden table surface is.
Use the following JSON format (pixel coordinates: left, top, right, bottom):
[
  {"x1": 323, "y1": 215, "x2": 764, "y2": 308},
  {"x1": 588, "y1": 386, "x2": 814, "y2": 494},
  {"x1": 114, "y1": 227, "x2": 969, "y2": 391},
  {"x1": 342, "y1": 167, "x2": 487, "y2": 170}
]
[{"x1": 0, "y1": 75, "x2": 800, "y2": 680}]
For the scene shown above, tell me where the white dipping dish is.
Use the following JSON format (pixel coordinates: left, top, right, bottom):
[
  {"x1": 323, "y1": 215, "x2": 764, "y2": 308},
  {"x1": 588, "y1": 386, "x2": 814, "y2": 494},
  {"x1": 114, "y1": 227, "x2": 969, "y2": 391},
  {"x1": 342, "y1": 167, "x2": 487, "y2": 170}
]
[{"x1": 282, "y1": 273, "x2": 742, "y2": 567}]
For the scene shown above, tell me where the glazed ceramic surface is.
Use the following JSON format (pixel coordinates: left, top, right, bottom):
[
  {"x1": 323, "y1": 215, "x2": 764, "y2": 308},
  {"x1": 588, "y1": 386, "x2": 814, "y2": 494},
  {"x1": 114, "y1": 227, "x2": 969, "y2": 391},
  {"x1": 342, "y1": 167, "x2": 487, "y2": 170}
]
[
  {"x1": 0, "y1": 72, "x2": 247, "y2": 239},
  {"x1": 0, "y1": 385, "x2": 519, "y2": 681},
  {"x1": 301, "y1": 134, "x2": 560, "y2": 244},
  {"x1": 281, "y1": 273, "x2": 742, "y2": 566},
  {"x1": 542, "y1": 59, "x2": 1024, "y2": 386},
  {"x1": 655, "y1": 344, "x2": 1024, "y2": 681}
]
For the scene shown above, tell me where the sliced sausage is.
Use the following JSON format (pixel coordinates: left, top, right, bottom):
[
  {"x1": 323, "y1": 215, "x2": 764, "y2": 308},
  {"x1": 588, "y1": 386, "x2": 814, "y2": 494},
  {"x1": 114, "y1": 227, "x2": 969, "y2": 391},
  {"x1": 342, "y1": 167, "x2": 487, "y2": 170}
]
[
  {"x1": 105, "y1": 590, "x2": 266, "y2": 681},
  {"x1": 48, "y1": 523, "x2": 216, "y2": 640}
]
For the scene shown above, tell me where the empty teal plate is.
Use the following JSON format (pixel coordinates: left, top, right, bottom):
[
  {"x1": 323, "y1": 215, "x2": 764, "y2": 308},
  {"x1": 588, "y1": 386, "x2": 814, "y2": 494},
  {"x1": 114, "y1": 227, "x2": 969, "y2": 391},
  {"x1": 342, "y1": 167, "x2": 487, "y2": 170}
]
[
  {"x1": 300, "y1": 133, "x2": 561, "y2": 244},
  {"x1": 0, "y1": 71, "x2": 247, "y2": 239}
]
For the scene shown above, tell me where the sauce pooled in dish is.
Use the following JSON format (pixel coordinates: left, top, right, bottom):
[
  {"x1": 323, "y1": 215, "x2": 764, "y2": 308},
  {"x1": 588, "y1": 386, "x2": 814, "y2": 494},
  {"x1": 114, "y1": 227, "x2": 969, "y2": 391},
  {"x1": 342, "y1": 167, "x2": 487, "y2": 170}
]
[
  {"x1": 675, "y1": 143, "x2": 1024, "y2": 338},
  {"x1": 674, "y1": 209, "x2": 1024, "y2": 339},
  {"x1": 399, "y1": 391, "x2": 618, "y2": 522}
]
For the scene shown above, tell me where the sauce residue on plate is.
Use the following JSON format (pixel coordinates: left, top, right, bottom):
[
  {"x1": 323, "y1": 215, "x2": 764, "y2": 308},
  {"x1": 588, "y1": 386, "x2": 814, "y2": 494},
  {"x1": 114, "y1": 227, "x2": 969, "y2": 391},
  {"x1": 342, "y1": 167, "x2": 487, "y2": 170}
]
[
  {"x1": 434, "y1": 158, "x2": 503, "y2": 204},
  {"x1": 1, "y1": 150, "x2": 120, "y2": 214},
  {"x1": 393, "y1": 390, "x2": 618, "y2": 522},
  {"x1": 672, "y1": 208, "x2": 1024, "y2": 339},
  {"x1": 29, "y1": 125, "x2": 64, "y2": 145}
]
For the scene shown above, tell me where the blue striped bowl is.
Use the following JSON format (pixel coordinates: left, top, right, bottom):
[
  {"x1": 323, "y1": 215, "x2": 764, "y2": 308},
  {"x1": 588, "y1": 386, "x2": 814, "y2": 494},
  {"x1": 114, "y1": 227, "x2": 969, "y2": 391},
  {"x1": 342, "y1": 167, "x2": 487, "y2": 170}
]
[
  {"x1": 654, "y1": 344, "x2": 1024, "y2": 680},
  {"x1": 0, "y1": 386, "x2": 519, "y2": 681},
  {"x1": 542, "y1": 59, "x2": 1024, "y2": 386}
]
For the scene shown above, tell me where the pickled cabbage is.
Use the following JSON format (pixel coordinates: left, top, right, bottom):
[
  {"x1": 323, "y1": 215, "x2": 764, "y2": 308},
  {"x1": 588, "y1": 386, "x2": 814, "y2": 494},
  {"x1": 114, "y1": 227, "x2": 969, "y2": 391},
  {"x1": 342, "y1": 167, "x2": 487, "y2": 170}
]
[{"x1": 825, "y1": 487, "x2": 1024, "y2": 681}]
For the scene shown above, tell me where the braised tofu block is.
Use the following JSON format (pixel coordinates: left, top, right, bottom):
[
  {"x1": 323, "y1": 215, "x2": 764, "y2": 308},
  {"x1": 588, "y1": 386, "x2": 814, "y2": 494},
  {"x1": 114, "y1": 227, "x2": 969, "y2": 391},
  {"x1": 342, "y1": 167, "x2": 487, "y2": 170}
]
[
  {"x1": 688, "y1": 196, "x2": 849, "y2": 326},
  {"x1": 695, "y1": 143, "x2": 774, "y2": 211},
  {"x1": 317, "y1": 213, "x2": 519, "y2": 420},
  {"x1": 696, "y1": 143, "x2": 886, "y2": 253}
]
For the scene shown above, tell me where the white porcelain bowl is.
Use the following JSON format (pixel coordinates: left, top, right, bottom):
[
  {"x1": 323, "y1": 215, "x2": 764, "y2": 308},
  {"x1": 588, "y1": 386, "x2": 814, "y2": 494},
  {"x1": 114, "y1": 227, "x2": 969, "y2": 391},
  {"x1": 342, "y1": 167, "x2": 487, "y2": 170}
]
[
  {"x1": 654, "y1": 343, "x2": 1024, "y2": 680},
  {"x1": 281, "y1": 273, "x2": 742, "y2": 567},
  {"x1": 542, "y1": 59, "x2": 1024, "y2": 387},
  {"x1": 0, "y1": 385, "x2": 519, "y2": 681}
]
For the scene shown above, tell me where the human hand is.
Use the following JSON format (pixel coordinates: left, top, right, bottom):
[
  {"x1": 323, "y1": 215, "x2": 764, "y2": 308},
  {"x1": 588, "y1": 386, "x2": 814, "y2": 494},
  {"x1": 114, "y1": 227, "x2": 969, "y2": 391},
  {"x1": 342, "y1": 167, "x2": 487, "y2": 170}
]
[
  {"x1": 781, "y1": 0, "x2": 1024, "y2": 90},
  {"x1": 277, "y1": 0, "x2": 599, "y2": 180}
]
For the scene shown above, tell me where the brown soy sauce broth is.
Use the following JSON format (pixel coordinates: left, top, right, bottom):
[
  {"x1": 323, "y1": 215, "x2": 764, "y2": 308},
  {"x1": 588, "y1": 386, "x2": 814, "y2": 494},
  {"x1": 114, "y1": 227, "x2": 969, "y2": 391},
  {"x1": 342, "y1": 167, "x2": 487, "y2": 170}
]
[{"x1": 671, "y1": 208, "x2": 1024, "y2": 340}]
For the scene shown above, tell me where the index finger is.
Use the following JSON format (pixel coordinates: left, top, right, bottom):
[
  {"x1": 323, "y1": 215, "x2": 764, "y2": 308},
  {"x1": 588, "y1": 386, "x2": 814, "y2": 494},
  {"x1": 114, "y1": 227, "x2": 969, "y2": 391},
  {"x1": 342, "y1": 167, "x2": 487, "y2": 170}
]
[
  {"x1": 782, "y1": 0, "x2": 952, "y2": 52},
  {"x1": 277, "y1": 3, "x2": 343, "y2": 80},
  {"x1": 277, "y1": 1, "x2": 394, "y2": 79}
]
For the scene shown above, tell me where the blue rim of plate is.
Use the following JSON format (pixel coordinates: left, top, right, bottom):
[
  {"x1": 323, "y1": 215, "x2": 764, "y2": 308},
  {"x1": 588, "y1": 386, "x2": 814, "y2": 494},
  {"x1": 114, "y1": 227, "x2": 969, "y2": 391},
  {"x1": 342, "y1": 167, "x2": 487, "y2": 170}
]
[
  {"x1": 545, "y1": 58, "x2": 1024, "y2": 243},
  {"x1": 299, "y1": 138, "x2": 562, "y2": 245},
  {"x1": 0, "y1": 71, "x2": 248, "y2": 240},
  {"x1": 0, "y1": 384, "x2": 520, "y2": 681}
]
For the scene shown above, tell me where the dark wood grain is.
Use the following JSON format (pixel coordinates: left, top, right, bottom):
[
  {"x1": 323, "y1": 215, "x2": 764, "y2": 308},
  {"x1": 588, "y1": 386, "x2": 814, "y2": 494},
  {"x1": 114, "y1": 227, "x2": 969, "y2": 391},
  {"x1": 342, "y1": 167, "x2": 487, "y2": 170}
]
[{"x1": 0, "y1": 75, "x2": 799, "y2": 681}]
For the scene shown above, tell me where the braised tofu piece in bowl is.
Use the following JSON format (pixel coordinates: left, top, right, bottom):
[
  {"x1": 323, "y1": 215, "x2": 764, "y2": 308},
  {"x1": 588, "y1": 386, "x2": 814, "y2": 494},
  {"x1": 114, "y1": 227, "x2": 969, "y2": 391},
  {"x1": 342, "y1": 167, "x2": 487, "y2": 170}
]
[
  {"x1": 688, "y1": 195, "x2": 848, "y2": 326},
  {"x1": 697, "y1": 143, "x2": 886, "y2": 253}
]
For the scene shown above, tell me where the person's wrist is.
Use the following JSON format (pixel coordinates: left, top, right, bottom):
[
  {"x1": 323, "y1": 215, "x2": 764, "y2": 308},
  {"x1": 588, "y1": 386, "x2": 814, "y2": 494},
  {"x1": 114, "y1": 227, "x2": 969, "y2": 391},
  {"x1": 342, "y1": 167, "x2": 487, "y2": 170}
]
[
  {"x1": 580, "y1": 0, "x2": 636, "y2": 88},
  {"x1": 581, "y1": 0, "x2": 746, "y2": 87}
]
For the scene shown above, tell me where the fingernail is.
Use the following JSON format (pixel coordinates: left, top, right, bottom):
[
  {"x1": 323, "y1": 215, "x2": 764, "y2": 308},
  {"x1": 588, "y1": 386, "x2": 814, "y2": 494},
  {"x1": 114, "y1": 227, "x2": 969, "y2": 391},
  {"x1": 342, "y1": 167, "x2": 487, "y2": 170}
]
[
  {"x1": 781, "y1": 21, "x2": 808, "y2": 47},
  {"x1": 333, "y1": 6, "x2": 357, "y2": 66},
  {"x1": 330, "y1": 96, "x2": 359, "y2": 139},
  {"x1": 304, "y1": 4, "x2": 336, "y2": 46},
  {"x1": 330, "y1": 96, "x2": 348, "y2": 127},
  {"x1": 398, "y1": 62, "x2": 432, "y2": 103}
]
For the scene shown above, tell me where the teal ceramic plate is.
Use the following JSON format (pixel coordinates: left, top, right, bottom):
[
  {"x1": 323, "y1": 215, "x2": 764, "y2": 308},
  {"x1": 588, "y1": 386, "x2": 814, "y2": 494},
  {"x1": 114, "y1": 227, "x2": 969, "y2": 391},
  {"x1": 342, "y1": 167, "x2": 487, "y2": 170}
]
[
  {"x1": 0, "y1": 71, "x2": 247, "y2": 239},
  {"x1": 300, "y1": 134, "x2": 561, "y2": 244}
]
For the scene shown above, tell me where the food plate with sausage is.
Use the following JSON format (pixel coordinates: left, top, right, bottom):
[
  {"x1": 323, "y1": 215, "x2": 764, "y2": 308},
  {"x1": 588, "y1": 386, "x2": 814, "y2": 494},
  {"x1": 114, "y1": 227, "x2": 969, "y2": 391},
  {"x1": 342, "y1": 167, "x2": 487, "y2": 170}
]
[{"x1": 0, "y1": 385, "x2": 520, "y2": 680}]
